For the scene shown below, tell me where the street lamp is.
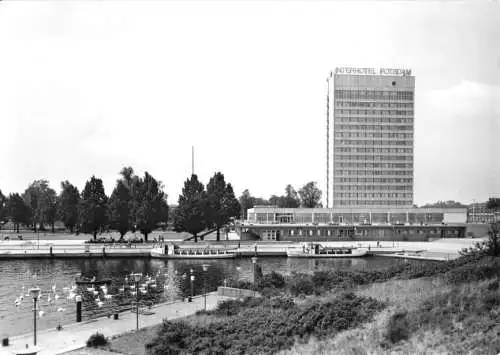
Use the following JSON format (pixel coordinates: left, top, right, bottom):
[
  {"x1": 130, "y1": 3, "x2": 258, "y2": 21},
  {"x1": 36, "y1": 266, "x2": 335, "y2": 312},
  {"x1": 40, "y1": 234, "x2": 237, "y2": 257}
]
[
  {"x1": 181, "y1": 273, "x2": 187, "y2": 301},
  {"x1": 133, "y1": 273, "x2": 142, "y2": 331},
  {"x1": 251, "y1": 257, "x2": 258, "y2": 297},
  {"x1": 29, "y1": 287, "x2": 41, "y2": 346},
  {"x1": 189, "y1": 268, "x2": 194, "y2": 303},
  {"x1": 202, "y1": 264, "x2": 210, "y2": 312}
]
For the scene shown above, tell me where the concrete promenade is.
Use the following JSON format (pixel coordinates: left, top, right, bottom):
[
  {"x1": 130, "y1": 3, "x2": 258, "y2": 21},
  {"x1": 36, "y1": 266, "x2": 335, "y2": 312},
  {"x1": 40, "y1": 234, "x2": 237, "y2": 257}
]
[
  {"x1": 0, "y1": 237, "x2": 486, "y2": 261},
  {"x1": 0, "y1": 293, "x2": 232, "y2": 355}
]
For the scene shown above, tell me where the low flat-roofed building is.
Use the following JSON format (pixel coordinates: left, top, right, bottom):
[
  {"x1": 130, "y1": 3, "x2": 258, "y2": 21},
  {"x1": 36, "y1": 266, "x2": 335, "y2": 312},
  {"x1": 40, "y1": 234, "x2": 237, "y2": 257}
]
[
  {"x1": 246, "y1": 206, "x2": 467, "y2": 225},
  {"x1": 236, "y1": 206, "x2": 467, "y2": 241}
]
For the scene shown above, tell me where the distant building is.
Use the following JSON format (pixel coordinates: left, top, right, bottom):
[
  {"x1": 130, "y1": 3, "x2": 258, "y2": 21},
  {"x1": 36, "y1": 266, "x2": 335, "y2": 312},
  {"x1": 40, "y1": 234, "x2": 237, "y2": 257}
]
[
  {"x1": 467, "y1": 202, "x2": 500, "y2": 223},
  {"x1": 331, "y1": 67, "x2": 415, "y2": 208},
  {"x1": 236, "y1": 206, "x2": 467, "y2": 241}
]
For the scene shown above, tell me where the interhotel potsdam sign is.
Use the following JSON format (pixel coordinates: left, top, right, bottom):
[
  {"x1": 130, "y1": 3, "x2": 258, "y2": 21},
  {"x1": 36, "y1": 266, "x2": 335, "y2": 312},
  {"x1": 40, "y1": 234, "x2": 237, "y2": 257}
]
[{"x1": 335, "y1": 67, "x2": 412, "y2": 76}]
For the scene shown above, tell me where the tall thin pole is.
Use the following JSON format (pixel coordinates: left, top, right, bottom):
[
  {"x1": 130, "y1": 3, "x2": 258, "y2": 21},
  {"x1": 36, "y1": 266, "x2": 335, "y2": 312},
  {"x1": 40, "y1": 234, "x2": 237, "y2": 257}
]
[
  {"x1": 136, "y1": 281, "x2": 139, "y2": 330},
  {"x1": 189, "y1": 269, "x2": 194, "y2": 302},
  {"x1": 33, "y1": 297, "x2": 37, "y2": 346},
  {"x1": 253, "y1": 262, "x2": 256, "y2": 297},
  {"x1": 192, "y1": 146, "x2": 194, "y2": 176},
  {"x1": 203, "y1": 274, "x2": 207, "y2": 311},
  {"x1": 326, "y1": 76, "x2": 330, "y2": 209}
]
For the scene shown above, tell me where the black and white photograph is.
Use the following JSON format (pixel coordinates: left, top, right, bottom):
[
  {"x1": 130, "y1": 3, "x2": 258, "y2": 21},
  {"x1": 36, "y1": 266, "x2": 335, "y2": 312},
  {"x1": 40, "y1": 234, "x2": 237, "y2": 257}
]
[{"x1": 0, "y1": 1, "x2": 499, "y2": 354}]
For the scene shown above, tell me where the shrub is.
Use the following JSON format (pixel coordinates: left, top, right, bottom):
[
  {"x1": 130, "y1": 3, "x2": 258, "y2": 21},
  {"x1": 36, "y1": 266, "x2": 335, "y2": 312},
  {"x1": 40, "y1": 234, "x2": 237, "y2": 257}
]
[
  {"x1": 287, "y1": 273, "x2": 315, "y2": 296},
  {"x1": 487, "y1": 279, "x2": 499, "y2": 291},
  {"x1": 211, "y1": 297, "x2": 266, "y2": 317},
  {"x1": 445, "y1": 257, "x2": 500, "y2": 284},
  {"x1": 385, "y1": 311, "x2": 411, "y2": 344},
  {"x1": 86, "y1": 332, "x2": 108, "y2": 347},
  {"x1": 459, "y1": 222, "x2": 500, "y2": 257},
  {"x1": 146, "y1": 320, "x2": 197, "y2": 355},
  {"x1": 258, "y1": 271, "x2": 286, "y2": 289},
  {"x1": 260, "y1": 287, "x2": 283, "y2": 297},
  {"x1": 232, "y1": 280, "x2": 253, "y2": 290},
  {"x1": 146, "y1": 294, "x2": 385, "y2": 355},
  {"x1": 482, "y1": 292, "x2": 500, "y2": 311}
]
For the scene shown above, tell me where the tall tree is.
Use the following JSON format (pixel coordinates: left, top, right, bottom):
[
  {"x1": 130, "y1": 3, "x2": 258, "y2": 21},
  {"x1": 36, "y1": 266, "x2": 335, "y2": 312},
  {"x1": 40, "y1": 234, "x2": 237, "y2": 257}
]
[
  {"x1": 486, "y1": 198, "x2": 500, "y2": 211},
  {"x1": 160, "y1": 196, "x2": 169, "y2": 230},
  {"x1": 0, "y1": 190, "x2": 7, "y2": 225},
  {"x1": 120, "y1": 166, "x2": 140, "y2": 193},
  {"x1": 238, "y1": 189, "x2": 269, "y2": 219},
  {"x1": 282, "y1": 184, "x2": 300, "y2": 208},
  {"x1": 486, "y1": 222, "x2": 500, "y2": 256},
  {"x1": 298, "y1": 181, "x2": 323, "y2": 208},
  {"x1": 131, "y1": 172, "x2": 166, "y2": 241},
  {"x1": 270, "y1": 185, "x2": 301, "y2": 208},
  {"x1": 269, "y1": 195, "x2": 281, "y2": 207},
  {"x1": 46, "y1": 197, "x2": 58, "y2": 233},
  {"x1": 7, "y1": 193, "x2": 31, "y2": 233},
  {"x1": 80, "y1": 176, "x2": 108, "y2": 240},
  {"x1": 173, "y1": 174, "x2": 207, "y2": 242},
  {"x1": 239, "y1": 189, "x2": 254, "y2": 220},
  {"x1": 58, "y1": 181, "x2": 80, "y2": 233},
  {"x1": 206, "y1": 172, "x2": 241, "y2": 241},
  {"x1": 108, "y1": 179, "x2": 132, "y2": 239},
  {"x1": 22, "y1": 180, "x2": 57, "y2": 232}
]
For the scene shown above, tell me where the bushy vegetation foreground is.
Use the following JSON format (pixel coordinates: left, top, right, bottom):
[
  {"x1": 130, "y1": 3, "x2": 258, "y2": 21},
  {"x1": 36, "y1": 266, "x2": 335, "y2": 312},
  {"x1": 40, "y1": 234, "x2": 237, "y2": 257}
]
[
  {"x1": 281, "y1": 243, "x2": 500, "y2": 354},
  {"x1": 283, "y1": 268, "x2": 500, "y2": 355},
  {"x1": 145, "y1": 294, "x2": 385, "y2": 355},
  {"x1": 242, "y1": 250, "x2": 500, "y2": 298},
  {"x1": 94, "y1": 230, "x2": 499, "y2": 354},
  {"x1": 141, "y1": 251, "x2": 500, "y2": 354}
]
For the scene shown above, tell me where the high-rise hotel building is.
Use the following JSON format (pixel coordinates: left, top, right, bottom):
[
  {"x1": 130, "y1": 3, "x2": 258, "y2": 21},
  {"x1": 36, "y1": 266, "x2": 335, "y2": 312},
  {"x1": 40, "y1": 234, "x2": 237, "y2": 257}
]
[{"x1": 332, "y1": 67, "x2": 415, "y2": 207}]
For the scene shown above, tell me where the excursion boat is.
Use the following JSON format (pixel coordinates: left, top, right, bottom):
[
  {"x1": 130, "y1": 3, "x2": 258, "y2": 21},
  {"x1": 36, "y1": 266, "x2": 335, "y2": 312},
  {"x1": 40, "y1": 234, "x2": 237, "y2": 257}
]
[
  {"x1": 150, "y1": 245, "x2": 236, "y2": 259},
  {"x1": 75, "y1": 277, "x2": 112, "y2": 285},
  {"x1": 287, "y1": 243, "x2": 368, "y2": 258}
]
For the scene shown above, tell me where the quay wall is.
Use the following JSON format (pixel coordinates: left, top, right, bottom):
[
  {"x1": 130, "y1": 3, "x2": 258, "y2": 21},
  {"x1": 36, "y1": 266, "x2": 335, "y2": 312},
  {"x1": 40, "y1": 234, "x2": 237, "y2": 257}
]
[{"x1": 0, "y1": 238, "x2": 481, "y2": 261}]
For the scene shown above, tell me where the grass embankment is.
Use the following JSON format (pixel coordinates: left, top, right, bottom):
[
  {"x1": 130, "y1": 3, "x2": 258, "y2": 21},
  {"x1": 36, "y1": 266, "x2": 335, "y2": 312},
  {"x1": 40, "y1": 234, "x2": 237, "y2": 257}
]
[
  {"x1": 284, "y1": 257, "x2": 500, "y2": 355},
  {"x1": 98, "y1": 252, "x2": 500, "y2": 354}
]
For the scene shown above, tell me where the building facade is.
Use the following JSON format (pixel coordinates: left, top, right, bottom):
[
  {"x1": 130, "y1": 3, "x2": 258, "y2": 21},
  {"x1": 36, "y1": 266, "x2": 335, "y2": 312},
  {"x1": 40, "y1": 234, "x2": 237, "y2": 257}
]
[
  {"x1": 236, "y1": 206, "x2": 467, "y2": 242},
  {"x1": 467, "y1": 202, "x2": 500, "y2": 224},
  {"x1": 332, "y1": 67, "x2": 415, "y2": 207}
]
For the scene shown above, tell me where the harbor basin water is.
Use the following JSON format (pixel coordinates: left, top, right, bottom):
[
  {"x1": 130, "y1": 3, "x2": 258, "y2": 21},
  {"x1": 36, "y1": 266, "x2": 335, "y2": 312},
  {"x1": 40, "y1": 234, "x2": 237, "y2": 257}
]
[{"x1": 0, "y1": 256, "x2": 427, "y2": 337}]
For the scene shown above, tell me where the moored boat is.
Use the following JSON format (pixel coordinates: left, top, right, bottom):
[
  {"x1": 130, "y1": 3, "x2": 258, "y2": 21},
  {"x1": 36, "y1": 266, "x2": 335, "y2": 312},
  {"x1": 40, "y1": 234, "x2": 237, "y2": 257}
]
[
  {"x1": 287, "y1": 243, "x2": 368, "y2": 258},
  {"x1": 150, "y1": 245, "x2": 236, "y2": 259}
]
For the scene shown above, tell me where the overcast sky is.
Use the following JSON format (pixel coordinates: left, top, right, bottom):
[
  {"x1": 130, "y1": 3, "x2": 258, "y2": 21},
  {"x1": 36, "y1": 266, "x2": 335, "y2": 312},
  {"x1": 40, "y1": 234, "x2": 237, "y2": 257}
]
[{"x1": 0, "y1": 1, "x2": 498, "y2": 206}]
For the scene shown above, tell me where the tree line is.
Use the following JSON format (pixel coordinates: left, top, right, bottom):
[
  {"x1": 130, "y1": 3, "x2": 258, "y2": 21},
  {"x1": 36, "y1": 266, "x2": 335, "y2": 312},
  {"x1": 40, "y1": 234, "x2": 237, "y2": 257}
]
[
  {"x1": 172, "y1": 173, "x2": 240, "y2": 242},
  {"x1": 238, "y1": 182, "x2": 323, "y2": 219},
  {"x1": 0, "y1": 168, "x2": 241, "y2": 242},
  {"x1": 0, "y1": 167, "x2": 168, "y2": 241}
]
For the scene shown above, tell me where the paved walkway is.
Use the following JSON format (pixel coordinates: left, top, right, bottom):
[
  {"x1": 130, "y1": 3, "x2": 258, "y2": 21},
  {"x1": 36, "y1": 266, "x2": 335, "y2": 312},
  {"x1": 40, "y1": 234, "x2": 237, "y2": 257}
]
[{"x1": 0, "y1": 293, "x2": 232, "y2": 355}]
